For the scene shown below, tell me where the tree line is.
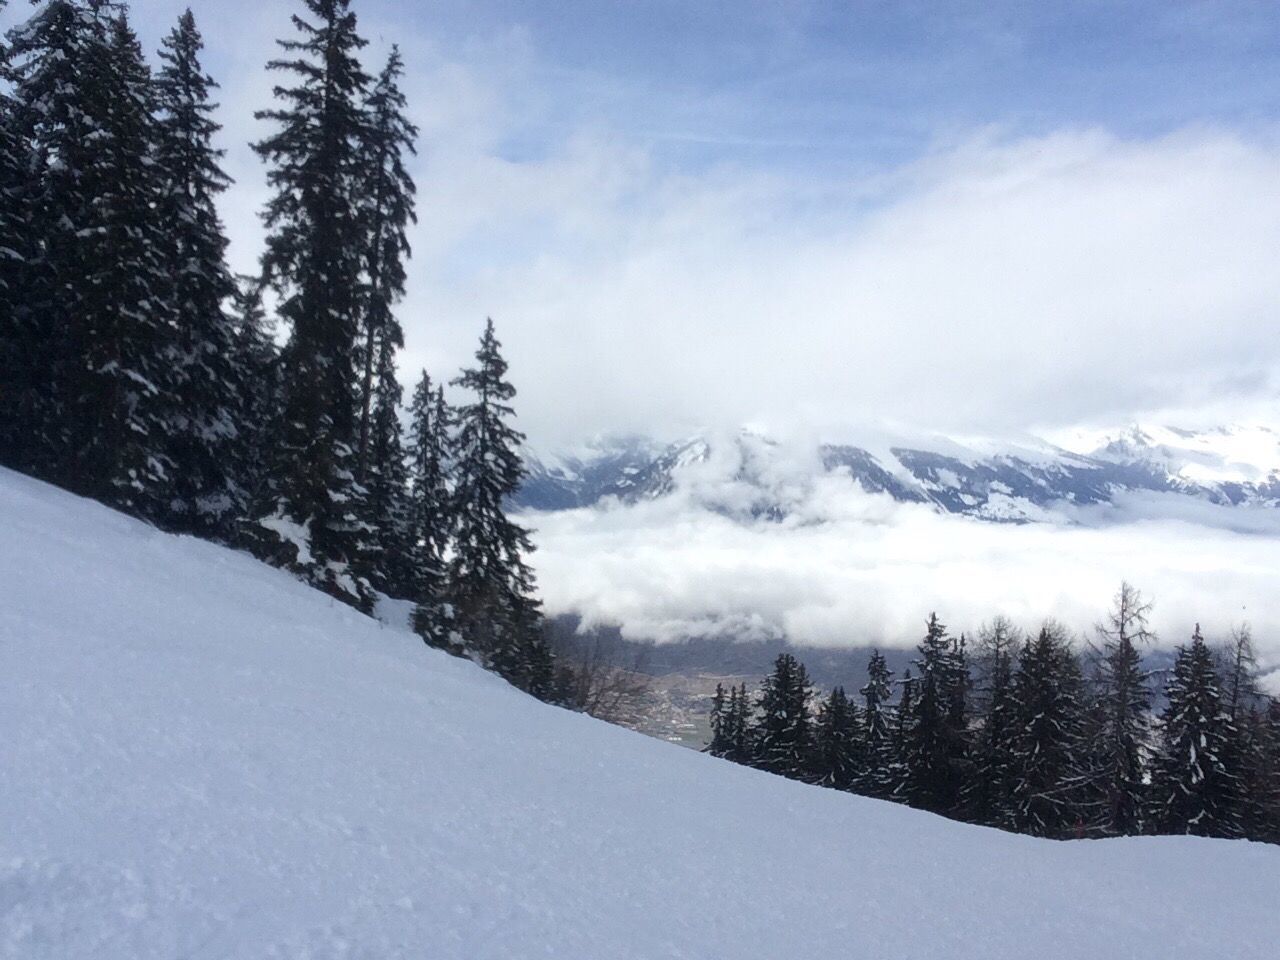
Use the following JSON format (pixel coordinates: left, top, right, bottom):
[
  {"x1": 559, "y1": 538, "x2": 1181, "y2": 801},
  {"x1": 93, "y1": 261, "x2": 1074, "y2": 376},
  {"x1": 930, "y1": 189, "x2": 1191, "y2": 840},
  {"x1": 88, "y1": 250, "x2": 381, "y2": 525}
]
[
  {"x1": 708, "y1": 584, "x2": 1280, "y2": 843},
  {"x1": 0, "y1": 0, "x2": 554, "y2": 695}
]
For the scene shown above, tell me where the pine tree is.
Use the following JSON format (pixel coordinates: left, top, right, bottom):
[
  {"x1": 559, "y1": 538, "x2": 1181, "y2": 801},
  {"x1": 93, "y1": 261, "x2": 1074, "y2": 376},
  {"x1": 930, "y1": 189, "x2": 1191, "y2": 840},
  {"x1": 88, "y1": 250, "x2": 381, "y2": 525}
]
[
  {"x1": 407, "y1": 374, "x2": 454, "y2": 649},
  {"x1": 1084, "y1": 582, "x2": 1155, "y2": 835},
  {"x1": 448, "y1": 319, "x2": 545, "y2": 690},
  {"x1": 0, "y1": 0, "x2": 96, "y2": 477},
  {"x1": 964, "y1": 616, "x2": 1020, "y2": 828},
  {"x1": 250, "y1": 0, "x2": 373, "y2": 608},
  {"x1": 5, "y1": 2, "x2": 172, "y2": 513},
  {"x1": 74, "y1": 10, "x2": 174, "y2": 517},
  {"x1": 812, "y1": 686, "x2": 863, "y2": 790},
  {"x1": 904, "y1": 613, "x2": 969, "y2": 814},
  {"x1": 1009, "y1": 624, "x2": 1086, "y2": 838},
  {"x1": 890, "y1": 667, "x2": 916, "y2": 800},
  {"x1": 1150, "y1": 625, "x2": 1242, "y2": 837},
  {"x1": 753, "y1": 653, "x2": 814, "y2": 779},
  {"x1": 0, "y1": 0, "x2": 30, "y2": 454},
  {"x1": 725, "y1": 683, "x2": 753, "y2": 765},
  {"x1": 152, "y1": 9, "x2": 242, "y2": 536},
  {"x1": 707, "y1": 683, "x2": 731, "y2": 757},
  {"x1": 857, "y1": 650, "x2": 896, "y2": 799},
  {"x1": 360, "y1": 336, "x2": 411, "y2": 596},
  {"x1": 354, "y1": 45, "x2": 416, "y2": 479},
  {"x1": 228, "y1": 276, "x2": 280, "y2": 508}
]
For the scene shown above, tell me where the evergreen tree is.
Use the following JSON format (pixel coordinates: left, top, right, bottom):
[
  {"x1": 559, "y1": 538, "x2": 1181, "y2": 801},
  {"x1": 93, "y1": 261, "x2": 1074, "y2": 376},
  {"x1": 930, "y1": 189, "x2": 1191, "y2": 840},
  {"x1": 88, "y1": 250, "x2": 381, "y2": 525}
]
[
  {"x1": 812, "y1": 686, "x2": 863, "y2": 790},
  {"x1": 1150, "y1": 625, "x2": 1242, "y2": 837},
  {"x1": 360, "y1": 336, "x2": 411, "y2": 595},
  {"x1": 753, "y1": 653, "x2": 814, "y2": 779},
  {"x1": 890, "y1": 667, "x2": 916, "y2": 800},
  {"x1": 5, "y1": 2, "x2": 173, "y2": 514},
  {"x1": 904, "y1": 614, "x2": 969, "y2": 814},
  {"x1": 1245, "y1": 700, "x2": 1280, "y2": 843},
  {"x1": 250, "y1": 0, "x2": 373, "y2": 608},
  {"x1": 964, "y1": 616, "x2": 1020, "y2": 828},
  {"x1": 1009, "y1": 624, "x2": 1086, "y2": 838},
  {"x1": 407, "y1": 374, "x2": 454, "y2": 649},
  {"x1": 0, "y1": 0, "x2": 97, "y2": 477},
  {"x1": 152, "y1": 9, "x2": 242, "y2": 536},
  {"x1": 354, "y1": 45, "x2": 416, "y2": 479},
  {"x1": 448, "y1": 319, "x2": 544, "y2": 690},
  {"x1": 0, "y1": 0, "x2": 30, "y2": 451},
  {"x1": 1084, "y1": 582, "x2": 1155, "y2": 835},
  {"x1": 707, "y1": 683, "x2": 731, "y2": 758},
  {"x1": 228, "y1": 276, "x2": 280, "y2": 508},
  {"x1": 857, "y1": 650, "x2": 896, "y2": 799},
  {"x1": 724, "y1": 683, "x2": 753, "y2": 765}
]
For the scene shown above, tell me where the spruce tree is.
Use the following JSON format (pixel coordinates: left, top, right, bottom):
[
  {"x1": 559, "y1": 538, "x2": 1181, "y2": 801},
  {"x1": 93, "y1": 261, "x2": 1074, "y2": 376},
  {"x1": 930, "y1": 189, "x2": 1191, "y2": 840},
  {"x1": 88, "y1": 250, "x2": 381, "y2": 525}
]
[
  {"x1": 1084, "y1": 582, "x2": 1155, "y2": 835},
  {"x1": 707, "y1": 683, "x2": 731, "y2": 758},
  {"x1": 228, "y1": 276, "x2": 280, "y2": 508},
  {"x1": 360, "y1": 337, "x2": 412, "y2": 596},
  {"x1": 74, "y1": 10, "x2": 174, "y2": 518},
  {"x1": 813, "y1": 686, "x2": 863, "y2": 790},
  {"x1": 5, "y1": 2, "x2": 172, "y2": 512},
  {"x1": 965, "y1": 617, "x2": 1021, "y2": 828},
  {"x1": 354, "y1": 45, "x2": 416, "y2": 479},
  {"x1": 858, "y1": 650, "x2": 896, "y2": 799},
  {"x1": 890, "y1": 667, "x2": 916, "y2": 800},
  {"x1": 0, "y1": 0, "x2": 29, "y2": 455},
  {"x1": 1150, "y1": 626, "x2": 1242, "y2": 837},
  {"x1": 448, "y1": 319, "x2": 545, "y2": 690},
  {"x1": 250, "y1": 0, "x2": 373, "y2": 608},
  {"x1": 152, "y1": 9, "x2": 242, "y2": 536},
  {"x1": 753, "y1": 653, "x2": 814, "y2": 779},
  {"x1": 0, "y1": 0, "x2": 97, "y2": 477},
  {"x1": 407, "y1": 373, "x2": 454, "y2": 649},
  {"x1": 904, "y1": 614, "x2": 969, "y2": 814},
  {"x1": 725, "y1": 683, "x2": 753, "y2": 765},
  {"x1": 1009, "y1": 624, "x2": 1086, "y2": 838}
]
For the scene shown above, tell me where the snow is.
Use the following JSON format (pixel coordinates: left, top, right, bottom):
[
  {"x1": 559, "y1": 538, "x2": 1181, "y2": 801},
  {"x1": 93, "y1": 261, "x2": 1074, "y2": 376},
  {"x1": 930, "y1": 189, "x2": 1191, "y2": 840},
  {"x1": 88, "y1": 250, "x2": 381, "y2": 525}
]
[{"x1": 2, "y1": 466, "x2": 1278, "y2": 959}]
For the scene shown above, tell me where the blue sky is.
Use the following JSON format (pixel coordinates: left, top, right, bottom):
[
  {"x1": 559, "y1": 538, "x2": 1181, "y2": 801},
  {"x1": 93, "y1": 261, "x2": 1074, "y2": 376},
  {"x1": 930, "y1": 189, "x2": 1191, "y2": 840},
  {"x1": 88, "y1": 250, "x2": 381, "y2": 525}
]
[{"x1": 7, "y1": 0, "x2": 1280, "y2": 444}]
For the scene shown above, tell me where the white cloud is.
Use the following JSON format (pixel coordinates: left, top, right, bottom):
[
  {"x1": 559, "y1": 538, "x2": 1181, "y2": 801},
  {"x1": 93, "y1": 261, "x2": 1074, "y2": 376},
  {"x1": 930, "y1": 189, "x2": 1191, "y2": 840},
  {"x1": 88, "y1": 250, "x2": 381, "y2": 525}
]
[{"x1": 522, "y1": 440, "x2": 1280, "y2": 662}]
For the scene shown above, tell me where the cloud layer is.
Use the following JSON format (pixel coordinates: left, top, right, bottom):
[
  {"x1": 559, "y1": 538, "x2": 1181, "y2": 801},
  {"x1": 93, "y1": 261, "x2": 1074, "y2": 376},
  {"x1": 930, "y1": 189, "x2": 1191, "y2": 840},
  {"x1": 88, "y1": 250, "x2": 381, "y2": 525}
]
[{"x1": 525, "y1": 466, "x2": 1280, "y2": 663}]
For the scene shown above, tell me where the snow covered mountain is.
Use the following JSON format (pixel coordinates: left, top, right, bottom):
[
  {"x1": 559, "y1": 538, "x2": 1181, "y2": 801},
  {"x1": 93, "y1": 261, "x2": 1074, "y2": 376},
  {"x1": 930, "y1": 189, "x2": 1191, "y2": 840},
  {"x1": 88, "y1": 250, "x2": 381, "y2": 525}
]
[
  {"x1": 4, "y1": 468, "x2": 1280, "y2": 958},
  {"x1": 518, "y1": 423, "x2": 1280, "y2": 522}
]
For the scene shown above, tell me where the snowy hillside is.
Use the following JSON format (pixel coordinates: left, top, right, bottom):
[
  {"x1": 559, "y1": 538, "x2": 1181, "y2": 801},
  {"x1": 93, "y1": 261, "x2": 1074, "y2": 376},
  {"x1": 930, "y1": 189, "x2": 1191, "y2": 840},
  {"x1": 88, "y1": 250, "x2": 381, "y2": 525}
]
[
  {"x1": 2, "y1": 467, "x2": 1279, "y2": 959},
  {"x1": 517, "y1": 423, "x2": 1280, "y2": 522}
]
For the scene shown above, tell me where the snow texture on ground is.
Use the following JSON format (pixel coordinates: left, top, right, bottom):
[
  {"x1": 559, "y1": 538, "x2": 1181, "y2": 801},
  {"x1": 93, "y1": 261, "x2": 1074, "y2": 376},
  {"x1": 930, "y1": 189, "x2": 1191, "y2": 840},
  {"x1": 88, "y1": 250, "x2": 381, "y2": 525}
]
[{"x1": 1, "y1": 467, "x2": 1278, "y2": 959}]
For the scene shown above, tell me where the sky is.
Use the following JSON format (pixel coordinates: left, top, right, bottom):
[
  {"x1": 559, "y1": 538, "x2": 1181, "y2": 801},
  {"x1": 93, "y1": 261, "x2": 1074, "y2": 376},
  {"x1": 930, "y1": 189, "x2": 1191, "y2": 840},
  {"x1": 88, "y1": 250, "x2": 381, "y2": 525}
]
[
  {"x1": 6, "y1": 0, "x2": 1280, "y2": 651},
  {"x1": 8, "y1": 0, "x2": 1280, "y2": 448}
]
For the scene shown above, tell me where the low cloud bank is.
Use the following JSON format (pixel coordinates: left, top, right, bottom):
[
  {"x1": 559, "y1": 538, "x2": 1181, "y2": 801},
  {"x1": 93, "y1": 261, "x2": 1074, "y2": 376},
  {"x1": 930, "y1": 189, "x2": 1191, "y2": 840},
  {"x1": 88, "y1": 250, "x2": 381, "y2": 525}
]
[{"x1": 525, "y1": 480, "x2": 1280, "y2": 666}]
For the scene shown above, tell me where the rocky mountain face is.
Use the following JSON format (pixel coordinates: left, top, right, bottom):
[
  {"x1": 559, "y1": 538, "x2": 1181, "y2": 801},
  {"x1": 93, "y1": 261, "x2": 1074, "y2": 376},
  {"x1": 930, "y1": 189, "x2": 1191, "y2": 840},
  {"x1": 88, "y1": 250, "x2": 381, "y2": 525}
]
[{"x1": 517, "y1": 424, "x2": 1280, "y2": 522}]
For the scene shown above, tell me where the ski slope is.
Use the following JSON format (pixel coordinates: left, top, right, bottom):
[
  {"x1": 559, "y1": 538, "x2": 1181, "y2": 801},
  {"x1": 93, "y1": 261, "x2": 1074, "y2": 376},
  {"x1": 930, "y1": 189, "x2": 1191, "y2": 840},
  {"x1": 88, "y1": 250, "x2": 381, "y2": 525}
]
[{"x1": 1, "y1": 468, "x2": 1277, "y2": 959}]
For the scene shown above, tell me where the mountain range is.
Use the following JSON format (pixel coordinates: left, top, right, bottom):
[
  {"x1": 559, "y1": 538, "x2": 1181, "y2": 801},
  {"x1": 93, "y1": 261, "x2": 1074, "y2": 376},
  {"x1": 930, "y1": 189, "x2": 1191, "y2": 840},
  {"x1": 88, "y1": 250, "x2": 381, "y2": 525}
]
[{"x1": 518, "y1": 423, "x2": 1280, "y2": 524}]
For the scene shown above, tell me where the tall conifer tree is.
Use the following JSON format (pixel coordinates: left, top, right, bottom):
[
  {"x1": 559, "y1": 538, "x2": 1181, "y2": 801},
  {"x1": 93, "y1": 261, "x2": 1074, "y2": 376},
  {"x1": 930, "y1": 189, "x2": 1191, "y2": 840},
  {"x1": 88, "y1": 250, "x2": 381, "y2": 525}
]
[
  {"x1": 1150, "y1": 626, "x2": 1242, "y2": 837},
  {"x1": 448, "y1": 319, "x2": 546, "y2": 689},
  {"x1": 858, "y1": 650, "x2": 896, "y2": 798},
  {"x1": 753, "y1": 653, "x2": 814, "y2": 779},
  {"x1": 407, "y1": 373, "x2": 454, "y2": 648},
  {"x1": 1085, "y1": 582, "x2": 1155, "y2": 835},
  {"x1": 354, "y1": 45, "x2": 416, "y2": 478},
  {"x1": 251, "y1": 0, "x2": 373, "y2": 607},
  {"x1": 153, "y1": 9, "x2": 242, "y2": 535}
]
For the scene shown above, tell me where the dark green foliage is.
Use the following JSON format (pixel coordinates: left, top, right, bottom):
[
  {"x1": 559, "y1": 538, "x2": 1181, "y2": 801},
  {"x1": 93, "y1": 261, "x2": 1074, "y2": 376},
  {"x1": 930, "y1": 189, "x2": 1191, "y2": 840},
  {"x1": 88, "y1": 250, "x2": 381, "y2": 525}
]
[
  {"x1": 904, "y1": 614, "x2": 970, "y2": 814},
  {"x1": 354, "y1": 45, "x2": 416, "y2": 479},
  {"x1": 964, "y1": 617, "x2": 1020, "y2": 828},
  {"x1": 1150, "y1": 626, "x2": 1242, "y2": 837},
  {"x1": 1084, "y1": 582, "x2": 1154, "y2": 835},
  {"x1": 857, "y1": 650, "x2": 896, "y2": 798},
  {"x1": 250, "y1": 0, "x2": 373, "y2": 609},
  {"x1": 407, "y1": 373, "x2": 454, "y2": 649},
  {"x1": 812, "y1": 686, "x2": 863, "y2": 789},
  {"x1": 753, "y1": 653, "x2": 814, "y2": 778},
  {"x1": 1009, "y1": 624, "x2": 1085, "y2": 838},
  {"x1": 152, "y1": 9, "x2": 243, "y2": 536},
  {"x1": 448, "y1": 319, "x2": 547, "y2": 691},
  {"x1": 359, "y1": 335, "x2": 412, "y2": 595}
]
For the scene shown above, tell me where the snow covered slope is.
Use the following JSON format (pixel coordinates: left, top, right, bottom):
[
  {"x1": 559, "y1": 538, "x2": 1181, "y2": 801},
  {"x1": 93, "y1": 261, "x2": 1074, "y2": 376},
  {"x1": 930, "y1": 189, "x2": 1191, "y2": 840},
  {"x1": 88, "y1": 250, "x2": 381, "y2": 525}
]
[{"x1": 2, "y1": 468, "x2": 1278, "y2": 959}]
